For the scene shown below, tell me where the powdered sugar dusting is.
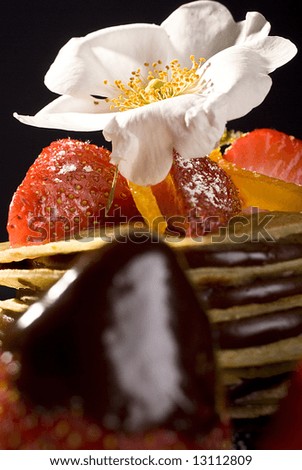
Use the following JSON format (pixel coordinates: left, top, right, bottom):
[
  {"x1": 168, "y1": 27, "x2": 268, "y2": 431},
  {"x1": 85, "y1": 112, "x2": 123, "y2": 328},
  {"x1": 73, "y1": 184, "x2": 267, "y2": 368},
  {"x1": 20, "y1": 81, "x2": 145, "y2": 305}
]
[
  {"x1": 83, "y1": 165, "x2": 93, "y2": 172},
  {"x1": 58, "y1": 163, "x2": 77, "y2": 174},
  {"x1": 175, "y1": 155, "x2": 228, "y2": 210}
]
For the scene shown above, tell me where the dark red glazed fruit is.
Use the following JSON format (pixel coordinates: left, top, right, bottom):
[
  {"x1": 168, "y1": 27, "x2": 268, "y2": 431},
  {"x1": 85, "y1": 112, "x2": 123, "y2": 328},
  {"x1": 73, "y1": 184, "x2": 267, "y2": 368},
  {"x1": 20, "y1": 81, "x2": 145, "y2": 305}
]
[{"x1": 152, "y1": 153, "x2": 242, "y2": 237}]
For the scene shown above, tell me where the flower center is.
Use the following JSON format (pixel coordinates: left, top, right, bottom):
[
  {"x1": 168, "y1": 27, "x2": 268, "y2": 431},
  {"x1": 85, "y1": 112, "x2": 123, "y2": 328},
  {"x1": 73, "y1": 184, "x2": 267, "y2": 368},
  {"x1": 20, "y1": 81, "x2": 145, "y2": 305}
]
[{"x1": 104, "y1": 56, "x2": 211, "y2": 112}]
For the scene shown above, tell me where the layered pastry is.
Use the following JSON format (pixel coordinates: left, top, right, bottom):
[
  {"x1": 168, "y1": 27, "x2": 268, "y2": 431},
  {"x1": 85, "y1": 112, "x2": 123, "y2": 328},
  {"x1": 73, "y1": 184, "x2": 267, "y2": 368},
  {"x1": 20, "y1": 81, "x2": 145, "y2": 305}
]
[
  {"x1": 176, "y1": 211, "x2": 302, "y2": 447},
  {"x1": 0, "y1": 129, "x2": 302, "y2": 449},
  {"x1": 1, "y1": 212, "x2": 302, "y2": 448},
  {"x1": 0, "y1": 233, "x2": 230, "y2": 449},
  {"x1": 5, "y1": 0, "x2": 301, "y2": 449}
]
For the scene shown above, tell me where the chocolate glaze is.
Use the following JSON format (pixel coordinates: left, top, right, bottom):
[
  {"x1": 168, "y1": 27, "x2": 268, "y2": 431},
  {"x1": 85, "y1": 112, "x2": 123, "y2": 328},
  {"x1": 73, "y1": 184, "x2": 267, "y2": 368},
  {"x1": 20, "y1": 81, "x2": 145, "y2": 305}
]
[
  {"x1": 213, "y1": 307, "x2": 302, "y2": 349},
  {"x1": 183, "y1": 240, "x2": 302, "y2": 269},
  {"x1": 0, "y1": 260, "x2": 34, "y2": 270},
  {"x1": 4, "y1": 234, "x2": 218, "y2": 435},
  {"x1": 199, "y1": 276, "x2": 302, "y2": 309},
  {"x1": 227, "y1": 372, "x2": 290, "y2": 402}
]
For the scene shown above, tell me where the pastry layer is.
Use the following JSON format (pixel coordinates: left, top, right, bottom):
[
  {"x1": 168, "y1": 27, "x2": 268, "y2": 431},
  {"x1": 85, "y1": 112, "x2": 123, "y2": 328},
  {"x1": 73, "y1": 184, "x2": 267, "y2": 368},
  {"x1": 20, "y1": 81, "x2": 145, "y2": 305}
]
[{"x1": 0, "y1": 212, "x2": 302, "y2": 422}]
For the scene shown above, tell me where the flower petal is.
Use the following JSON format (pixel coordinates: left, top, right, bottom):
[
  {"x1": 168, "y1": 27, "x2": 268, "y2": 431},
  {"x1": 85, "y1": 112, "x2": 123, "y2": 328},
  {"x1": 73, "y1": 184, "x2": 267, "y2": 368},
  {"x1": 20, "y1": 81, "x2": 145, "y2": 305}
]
[
  {"x1": 14, "y1": 95, "x2": 115, "y2": 131},
  {"x1": 200, "y1": 46, "x2": 274, "y2": 121},
  {"x1": 103, "y1": 105, "x2": 174, "y2": 186},
  {"x1": 235, "y1": 11, "x2": 270, "y2": 44},
  {"x1": 174, "y1": 98, "x2": 226, "y2": 159},
  {"x1": 45, "y1": 24, "x2": 176, "y2": 98},
  {"x1": 103, "y1": 94, "x2": 225, "y2": 185},
  {"x1": 162, "y1": 2, "x2": 288, "y2": 68},
  {"x1": 243, "y1": 36, "x2": 297, "y2": 73},
  {"x1": 162, "y1": 0, "x2": 239, "y2": 62}
]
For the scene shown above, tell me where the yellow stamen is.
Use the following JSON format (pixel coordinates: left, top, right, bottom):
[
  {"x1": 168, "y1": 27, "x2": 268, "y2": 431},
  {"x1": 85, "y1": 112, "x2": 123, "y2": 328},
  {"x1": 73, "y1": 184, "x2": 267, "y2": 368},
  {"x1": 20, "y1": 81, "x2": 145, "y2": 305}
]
[{"x1": 104, "y1": 55, "x2": 211, "y2": 112}]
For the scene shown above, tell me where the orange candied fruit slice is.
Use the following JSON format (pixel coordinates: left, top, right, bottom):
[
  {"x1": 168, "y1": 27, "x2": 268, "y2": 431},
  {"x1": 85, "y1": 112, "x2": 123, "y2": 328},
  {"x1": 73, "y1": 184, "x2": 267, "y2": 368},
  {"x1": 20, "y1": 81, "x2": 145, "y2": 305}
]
[
  {"x1": 128, "y1": 182, "x2": 167, "y2": 234},
  {"x1": 210, "y1": 148, "x2": 302, "y2": 211}
]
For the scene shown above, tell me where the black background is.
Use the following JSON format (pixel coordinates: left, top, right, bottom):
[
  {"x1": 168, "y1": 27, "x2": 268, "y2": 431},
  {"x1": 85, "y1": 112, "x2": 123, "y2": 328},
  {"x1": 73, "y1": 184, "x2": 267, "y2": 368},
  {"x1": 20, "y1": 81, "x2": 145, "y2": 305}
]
[{"x1": 1, "y1": 0, "x2": 301, "y2": 241}]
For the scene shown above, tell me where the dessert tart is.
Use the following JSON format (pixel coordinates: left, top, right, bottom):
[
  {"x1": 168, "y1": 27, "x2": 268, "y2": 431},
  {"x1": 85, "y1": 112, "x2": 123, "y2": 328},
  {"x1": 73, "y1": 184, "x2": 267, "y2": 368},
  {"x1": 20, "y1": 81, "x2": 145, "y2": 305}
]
[
  {"x1": 2, "y1": 210, "x2": 302, "y2": 448},
  {"x1": 0, "y1": 233, "x2": 230, "y2": 450},
  {"x1": 2, "y1": 0, "x2": 301, "y2": 450},
  {"x1": 1, "y1": 128, "x2": 302, "y2": 449}
]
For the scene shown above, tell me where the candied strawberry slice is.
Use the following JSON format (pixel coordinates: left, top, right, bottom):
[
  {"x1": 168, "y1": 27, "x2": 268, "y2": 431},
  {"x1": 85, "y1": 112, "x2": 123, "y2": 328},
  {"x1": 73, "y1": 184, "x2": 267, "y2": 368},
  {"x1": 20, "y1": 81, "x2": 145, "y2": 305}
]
[
  {"x1": 151, "y1": 152, "x2": 242, "y2": 237},
  {"x1": 257, "y1": 361, "x2": 302, "y2": 449},
  {"x1": 7, "y1": 139, "x2": 140, "y2": 246},
  {"x1": 224, "y1": 129, "x2": 302, "y2": 185}
]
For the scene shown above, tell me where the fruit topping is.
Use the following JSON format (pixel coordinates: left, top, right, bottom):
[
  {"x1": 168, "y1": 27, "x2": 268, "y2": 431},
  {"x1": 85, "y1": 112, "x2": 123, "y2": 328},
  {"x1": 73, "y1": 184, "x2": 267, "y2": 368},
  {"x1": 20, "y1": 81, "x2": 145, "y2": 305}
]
[
  {"x1": 131, "y1": 152, "x2": 242, "y2": 238},
  {"x1": 223, "y1": 129, "x2": 302, "y2": 185},
  {"x1": 7, "y1": 139, "x2": 140, "y2": 247},
  {"x1": 1, "y1": 233, "x2": 229, "y2": 449},
  {"x1": 210, "y1": 148, "x2": 302, "y2": 212}
]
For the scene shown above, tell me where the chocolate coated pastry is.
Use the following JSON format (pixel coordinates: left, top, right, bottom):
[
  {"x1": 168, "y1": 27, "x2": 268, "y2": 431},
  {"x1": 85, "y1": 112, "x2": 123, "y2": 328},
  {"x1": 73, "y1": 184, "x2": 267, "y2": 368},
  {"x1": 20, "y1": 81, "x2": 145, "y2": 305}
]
[{"x1": 4, "y1": 233, "x2": 221, "y2": 437}]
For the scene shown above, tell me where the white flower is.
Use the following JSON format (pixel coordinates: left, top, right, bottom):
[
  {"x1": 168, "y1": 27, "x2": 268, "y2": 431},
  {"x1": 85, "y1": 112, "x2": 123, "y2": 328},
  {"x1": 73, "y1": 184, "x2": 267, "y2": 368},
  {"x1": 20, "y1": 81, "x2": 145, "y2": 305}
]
[{"x1": 14, "y1": 1, "x2": 297, "y2": 185}]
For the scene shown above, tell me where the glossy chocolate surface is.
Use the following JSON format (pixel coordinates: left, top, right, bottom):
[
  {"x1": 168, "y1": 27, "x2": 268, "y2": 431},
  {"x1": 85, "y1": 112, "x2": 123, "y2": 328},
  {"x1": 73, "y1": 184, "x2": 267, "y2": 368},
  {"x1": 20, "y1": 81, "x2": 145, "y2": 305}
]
[
  {"x1": 4, "y1": 234, "x2": 218, "y2": 434},
  {"x1": 228, "y1": 372, "x2": 290, "y2": 402},
  {"x1": 199, "y1": 276, "x2": 302, "y2": 309},
  {"x1": 213, "y1": 308, "x2": 302, "y2": 349},
  {"x1": 183, "y1": 240, "x2": 302, "y2": 268}
]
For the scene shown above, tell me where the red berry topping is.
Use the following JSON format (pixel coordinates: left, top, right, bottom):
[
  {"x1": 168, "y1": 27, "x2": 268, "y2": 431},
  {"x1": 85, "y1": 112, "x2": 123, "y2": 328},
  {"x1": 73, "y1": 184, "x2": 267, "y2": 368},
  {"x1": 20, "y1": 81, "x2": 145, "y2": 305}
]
[
  {"x1": 7, "y1": 139, "x2": 140, "y2": 246},
  {"x1": 224, "y1": 128, "x2": 302, "y2": 185},
  {"x1": 152, "y1": 153, "x2": 242, "y2": 237}
]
